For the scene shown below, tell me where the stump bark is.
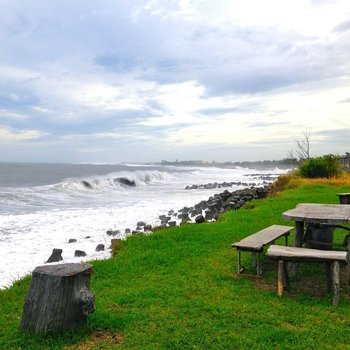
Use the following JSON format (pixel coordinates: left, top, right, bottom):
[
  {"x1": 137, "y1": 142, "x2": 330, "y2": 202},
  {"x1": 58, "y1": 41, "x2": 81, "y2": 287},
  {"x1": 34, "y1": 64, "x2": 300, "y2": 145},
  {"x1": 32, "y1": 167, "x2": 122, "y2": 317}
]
[{"x1": 20, "y1": 263, "x2": 95, "y2": 334}]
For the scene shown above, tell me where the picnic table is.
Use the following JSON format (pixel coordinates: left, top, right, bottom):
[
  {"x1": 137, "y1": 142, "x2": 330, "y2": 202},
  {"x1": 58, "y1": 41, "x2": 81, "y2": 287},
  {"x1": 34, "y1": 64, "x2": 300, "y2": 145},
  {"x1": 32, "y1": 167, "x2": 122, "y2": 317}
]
[
  {"x1": 261, "y1": 203, "x2": 350, "y2": 303},
  {"x1": 337, "y1": 193, "x2": 350, "y2": 204},
  {"x1": 282, "y1": 203, "x2": 350, "y2": 247}
]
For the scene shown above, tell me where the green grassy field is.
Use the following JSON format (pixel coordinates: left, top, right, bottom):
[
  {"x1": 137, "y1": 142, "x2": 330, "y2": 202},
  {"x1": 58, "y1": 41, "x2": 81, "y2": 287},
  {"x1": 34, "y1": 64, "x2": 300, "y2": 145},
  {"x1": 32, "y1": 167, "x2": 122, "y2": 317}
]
[{"x1": 1, "y1": 183, "x2": 350, "y2": 349}]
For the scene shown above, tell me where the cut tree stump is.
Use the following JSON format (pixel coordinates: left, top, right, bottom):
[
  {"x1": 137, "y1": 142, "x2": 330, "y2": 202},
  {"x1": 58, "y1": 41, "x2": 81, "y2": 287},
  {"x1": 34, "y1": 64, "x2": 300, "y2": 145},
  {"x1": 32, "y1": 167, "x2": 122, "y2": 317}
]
[{"x1": 20, "y1": 263, "x2": 95, "y2": 334}]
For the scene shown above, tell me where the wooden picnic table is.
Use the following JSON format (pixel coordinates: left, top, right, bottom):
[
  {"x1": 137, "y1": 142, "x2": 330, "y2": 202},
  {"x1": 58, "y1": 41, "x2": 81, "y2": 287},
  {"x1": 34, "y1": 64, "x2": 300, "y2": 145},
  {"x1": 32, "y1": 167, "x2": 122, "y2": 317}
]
[
  {"x1": 282, "y1": 203, "x2": 350, "y2": 276},
  {"x1": 282, "y1": 203, "x2": 350, "y2": 247},
  {"x1": 337, "y1": 193, "x2": 350, "y2": 204}
]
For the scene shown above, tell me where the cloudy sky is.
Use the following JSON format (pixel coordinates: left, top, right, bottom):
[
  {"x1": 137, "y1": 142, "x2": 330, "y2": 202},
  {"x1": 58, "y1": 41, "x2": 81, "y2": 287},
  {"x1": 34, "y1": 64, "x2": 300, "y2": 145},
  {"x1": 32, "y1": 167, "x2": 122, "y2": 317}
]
[{"x1": 0, "y1": 0, "x2": 349, "y2": 163}]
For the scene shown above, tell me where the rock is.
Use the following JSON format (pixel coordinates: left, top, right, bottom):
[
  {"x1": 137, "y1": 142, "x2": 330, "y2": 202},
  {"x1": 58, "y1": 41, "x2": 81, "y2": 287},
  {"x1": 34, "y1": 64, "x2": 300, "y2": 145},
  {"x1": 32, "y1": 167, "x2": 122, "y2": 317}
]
[
  {"x1": 116, "y1": 177, "x2": 136, "y2": 187},
  {"x1": 74, "y1": 250, "x2": 87, "y2": 257},
  {"x1": 125, "y1": 228, "x2": 131, "y2": 234},
  {"x1": 46, "y1": 248, "x2": 63, "y2": 263},
  {"x1": 195, "y1": 215, "x2": 205, "y2": 224},
  {"x1": 85, "y1": 236, "x2": 91, "y2": 239},
  {"x1": 68, "y1": 239, "x2": 77, "y2": 243},
  {"x1": 137, "y1": 221, "x2": 146, "y2": 227},
  {"x1": 106, "y1": 229, "x2": 120, "y2": 236},
  {"x1": 204, "y1": 210, "x2": 213, "y2": 221},
  {"x1": 81, "y1": 180, "x2": 93, "y2": 189},
  {"x1": 168, "y1": 221, "x2": 177, "y2": 227},
  {"x1": 144, "y1": 224, "x2": 153, "y2": 232},
  {"x1": 95, "y1": 244, "x2": 105, "y2": 252}
]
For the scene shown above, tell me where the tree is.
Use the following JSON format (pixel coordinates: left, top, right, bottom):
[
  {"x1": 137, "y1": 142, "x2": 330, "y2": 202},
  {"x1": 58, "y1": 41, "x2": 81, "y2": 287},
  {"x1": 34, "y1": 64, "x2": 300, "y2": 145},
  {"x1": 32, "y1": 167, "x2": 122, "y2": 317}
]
[
  {"x1": 295, "y1": 131, "x2": 311, "y2": 161},
  {"x1": 287, "y1": 131, "x2": 311, "y2": 162}
]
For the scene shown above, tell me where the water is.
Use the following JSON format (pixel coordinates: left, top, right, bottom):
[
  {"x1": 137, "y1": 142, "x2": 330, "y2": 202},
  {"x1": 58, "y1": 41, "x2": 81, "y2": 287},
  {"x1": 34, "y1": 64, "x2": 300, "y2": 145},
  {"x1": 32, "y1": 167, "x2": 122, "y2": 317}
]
[{"x1": 0, "y1": 162, "x2": 288, "y2": 289}]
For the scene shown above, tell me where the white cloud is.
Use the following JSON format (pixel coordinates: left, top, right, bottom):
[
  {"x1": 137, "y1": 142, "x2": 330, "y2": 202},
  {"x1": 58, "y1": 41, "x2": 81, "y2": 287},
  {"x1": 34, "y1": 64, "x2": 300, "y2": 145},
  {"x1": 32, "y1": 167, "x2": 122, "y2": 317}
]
[{"x1": 0, "y1": 126, "x2": 45, "y2": 141}]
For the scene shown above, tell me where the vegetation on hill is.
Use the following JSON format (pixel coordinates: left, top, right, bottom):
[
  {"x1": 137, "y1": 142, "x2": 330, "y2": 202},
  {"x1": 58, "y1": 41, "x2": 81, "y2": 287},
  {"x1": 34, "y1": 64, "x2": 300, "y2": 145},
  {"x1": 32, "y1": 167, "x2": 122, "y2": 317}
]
[{"x1": 1, "y1": 175, "x2": 350, "y2": 349}]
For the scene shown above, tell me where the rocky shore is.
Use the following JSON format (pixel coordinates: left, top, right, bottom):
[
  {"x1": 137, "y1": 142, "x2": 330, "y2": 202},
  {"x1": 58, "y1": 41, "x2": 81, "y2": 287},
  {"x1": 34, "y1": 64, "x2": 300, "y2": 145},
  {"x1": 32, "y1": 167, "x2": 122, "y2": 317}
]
[
  {"x1": 107, "y1": 185, "x2": 270, "y2": 236},
  {"x1": 46, "y1": 184, "x2": 270, "y2": 263}
]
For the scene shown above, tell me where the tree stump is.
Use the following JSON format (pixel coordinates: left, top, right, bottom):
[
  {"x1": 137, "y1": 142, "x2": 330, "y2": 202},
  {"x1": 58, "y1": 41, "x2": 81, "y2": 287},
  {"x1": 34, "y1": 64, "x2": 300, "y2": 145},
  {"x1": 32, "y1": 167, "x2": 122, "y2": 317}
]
[{"x1": 20, "y1": 263, "x2": 95, "y2": 334}]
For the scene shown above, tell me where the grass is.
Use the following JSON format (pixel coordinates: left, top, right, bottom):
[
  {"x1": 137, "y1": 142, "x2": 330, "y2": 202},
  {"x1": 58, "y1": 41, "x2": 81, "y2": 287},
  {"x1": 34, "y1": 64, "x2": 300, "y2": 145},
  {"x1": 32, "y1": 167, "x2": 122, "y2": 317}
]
[{"x1": 1, "y1": 182, "x2": 350, "y2": 349}]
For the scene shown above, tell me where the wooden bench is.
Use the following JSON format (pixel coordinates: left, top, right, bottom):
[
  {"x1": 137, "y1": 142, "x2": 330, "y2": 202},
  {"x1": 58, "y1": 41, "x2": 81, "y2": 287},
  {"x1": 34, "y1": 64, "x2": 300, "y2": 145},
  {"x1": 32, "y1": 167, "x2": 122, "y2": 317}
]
[
  {"x1": 267, "y1": 245, "x2": 349, "y2": 305},
  {"x1": 231, "y1": 225, "x2": 294, "y2": 275}
]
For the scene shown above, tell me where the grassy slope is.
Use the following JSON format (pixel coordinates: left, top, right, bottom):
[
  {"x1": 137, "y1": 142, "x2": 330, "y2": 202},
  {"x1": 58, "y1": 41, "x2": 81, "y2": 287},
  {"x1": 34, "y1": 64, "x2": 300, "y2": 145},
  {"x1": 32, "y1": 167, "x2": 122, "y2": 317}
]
[{"x1": 1, "y1": 183, "x2": 350, "y2": 349}]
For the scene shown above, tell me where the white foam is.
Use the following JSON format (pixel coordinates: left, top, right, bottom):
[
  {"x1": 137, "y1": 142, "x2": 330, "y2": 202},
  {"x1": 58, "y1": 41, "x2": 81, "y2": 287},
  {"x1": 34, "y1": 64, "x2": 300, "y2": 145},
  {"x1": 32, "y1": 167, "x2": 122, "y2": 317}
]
[{"x1": 0, "y1": 165, "x2": 288, "y2": 288}]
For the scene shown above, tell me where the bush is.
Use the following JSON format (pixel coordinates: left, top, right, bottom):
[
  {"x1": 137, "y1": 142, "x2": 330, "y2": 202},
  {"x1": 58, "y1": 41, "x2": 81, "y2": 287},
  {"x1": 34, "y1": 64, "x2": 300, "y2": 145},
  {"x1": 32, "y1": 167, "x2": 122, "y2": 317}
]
[{"x1": 298, "y1": 154, "x2": 341, "y2": 178}]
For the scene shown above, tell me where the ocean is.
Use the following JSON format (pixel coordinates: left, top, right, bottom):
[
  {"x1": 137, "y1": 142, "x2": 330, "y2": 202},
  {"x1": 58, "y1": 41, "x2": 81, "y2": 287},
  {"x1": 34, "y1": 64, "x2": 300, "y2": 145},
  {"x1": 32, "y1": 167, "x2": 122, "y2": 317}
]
[{"x1": 0, "y1": 163, "x2": 289, "y2": 289}]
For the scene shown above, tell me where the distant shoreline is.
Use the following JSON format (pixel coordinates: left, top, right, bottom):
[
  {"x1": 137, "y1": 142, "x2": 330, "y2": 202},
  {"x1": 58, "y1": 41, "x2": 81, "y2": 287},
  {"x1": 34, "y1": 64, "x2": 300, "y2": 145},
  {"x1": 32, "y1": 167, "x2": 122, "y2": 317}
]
[{"x1": 157, "y1": 160, "x2": 297, "y2": 170}]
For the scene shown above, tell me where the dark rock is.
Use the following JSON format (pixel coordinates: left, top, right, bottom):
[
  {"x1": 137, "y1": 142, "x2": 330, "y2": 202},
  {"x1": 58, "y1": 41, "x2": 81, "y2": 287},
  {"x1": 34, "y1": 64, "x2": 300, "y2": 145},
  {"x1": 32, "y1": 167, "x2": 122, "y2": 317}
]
[
  {"x1": 116, "y1": 177, "x2": 136, "y2": 186},
  {"x1": 195, "y1": 215, "x2": 205, "y2": 224},
  {"x1": 68, "y1": 239, "x2": 77, "y2": 243},
  {"x1": 137, "y1": 221, "x2": 146, "y2": 227},
  {"x1": 144, "y1": 224, "x2": 153, "y2": 232},
  {"x1": 46, "y1": 248, "x2": 63, "y2": 263},
  {"x1": 125, "y1": 228, "x2": 131, "y2": 234},
  {"x1": 95, "y1": 244, "x2": 105, "y2": 252},
  {"x1": 81, "y1": 180, "x2": 93, "y2": 189},
  {"x1": 74, "y1": 250, "x2": 87, "y2": 257},
  {"x1": 168, "y1": 221, "x2": 177, "y2": 227},
  {"x1": 85, "y1": 236, "x2": 91, "y2": 239}
]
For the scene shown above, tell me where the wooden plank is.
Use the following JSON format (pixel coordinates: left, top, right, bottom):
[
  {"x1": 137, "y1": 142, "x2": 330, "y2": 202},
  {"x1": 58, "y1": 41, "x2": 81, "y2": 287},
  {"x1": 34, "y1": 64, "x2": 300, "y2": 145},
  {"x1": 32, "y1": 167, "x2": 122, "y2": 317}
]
[
  {"x1": 267, "y1": 245, "x2": 347, "y2": 262},
  {"x1": 282, "y1": 203, "x2": 350, "y2": 224},
  {"x1": 232, "y1": 225, "x2": 293, "y2": 251},
  {"x1": 332, "y1": 261, "x2": 340, "y2": 305},
  {"x1": 278, "y1": 260, "x2": 284, "y2": 297}
]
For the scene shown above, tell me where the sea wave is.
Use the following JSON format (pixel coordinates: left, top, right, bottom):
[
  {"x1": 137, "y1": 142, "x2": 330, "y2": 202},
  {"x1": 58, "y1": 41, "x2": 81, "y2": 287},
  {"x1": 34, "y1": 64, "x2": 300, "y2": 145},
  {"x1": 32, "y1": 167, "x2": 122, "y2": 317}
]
[{"x1": 50, "y1": 170, "x2": 171, "y2": 192}]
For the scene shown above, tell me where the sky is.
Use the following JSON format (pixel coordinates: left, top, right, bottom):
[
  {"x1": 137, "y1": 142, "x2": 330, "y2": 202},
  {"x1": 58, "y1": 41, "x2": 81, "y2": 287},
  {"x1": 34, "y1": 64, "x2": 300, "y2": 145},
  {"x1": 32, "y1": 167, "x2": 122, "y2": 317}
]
[{"x1": 0, "y1": 0, "x2": 349, "y2": 163}]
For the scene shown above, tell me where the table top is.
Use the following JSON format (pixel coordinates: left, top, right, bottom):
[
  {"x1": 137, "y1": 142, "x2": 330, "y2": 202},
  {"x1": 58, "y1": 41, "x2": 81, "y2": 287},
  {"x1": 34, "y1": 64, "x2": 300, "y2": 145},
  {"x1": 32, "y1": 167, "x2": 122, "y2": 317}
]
[{"x1": 282, "y1": 203, "x2": 350, "y2": 224}]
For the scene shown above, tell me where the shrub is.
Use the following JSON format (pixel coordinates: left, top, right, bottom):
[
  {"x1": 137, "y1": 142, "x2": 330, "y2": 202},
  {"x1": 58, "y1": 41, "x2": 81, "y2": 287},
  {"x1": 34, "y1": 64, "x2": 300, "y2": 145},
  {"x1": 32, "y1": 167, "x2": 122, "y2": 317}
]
[
  {"x1": 298, "y1": 154, "x2": 342, "y2": 178},
  {"x1": 268, "y1": 172, "x2": 302, "y2": 196}
]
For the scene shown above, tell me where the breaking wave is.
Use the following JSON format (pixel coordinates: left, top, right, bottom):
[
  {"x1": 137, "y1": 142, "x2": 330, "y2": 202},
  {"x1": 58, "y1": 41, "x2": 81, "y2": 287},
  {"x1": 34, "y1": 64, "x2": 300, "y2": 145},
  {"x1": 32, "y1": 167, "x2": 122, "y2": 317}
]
[{"x1": 54, "y1": 170, "x2": 171, "y2": 193}]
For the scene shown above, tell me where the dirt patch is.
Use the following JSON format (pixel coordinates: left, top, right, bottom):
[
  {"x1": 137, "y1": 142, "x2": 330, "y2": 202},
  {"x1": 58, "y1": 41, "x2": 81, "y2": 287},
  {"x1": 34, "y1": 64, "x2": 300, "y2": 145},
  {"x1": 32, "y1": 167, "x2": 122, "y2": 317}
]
[{"x1": 64, "y1": 330, "x2": 124, "y2": 350}]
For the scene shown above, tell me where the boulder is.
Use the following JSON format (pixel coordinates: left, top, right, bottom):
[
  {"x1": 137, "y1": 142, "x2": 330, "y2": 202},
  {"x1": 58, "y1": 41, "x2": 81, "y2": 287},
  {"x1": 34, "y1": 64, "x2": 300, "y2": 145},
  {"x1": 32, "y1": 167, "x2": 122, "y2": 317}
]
[
  {"x1": 68, "y1": 239, "x2": 77, "y2": 243},
  {"x1": 74, "y1": 250, "x2": 87, "y2": 257},
  {"x1": 137, "y1": 221, "x2": 146, "y2": 227},
  {"x1": 195, "y1": 215, "x2": 205, "y2": 224},
  {"x1": 95, "y1": 244, "x2": 105, "y2": 252},
  {"x1": 144, "y1": 224, "x2": 153, "y2": 232},
  {"x1": 47, "y1": 248, "x2": 63, "y2": 263}
]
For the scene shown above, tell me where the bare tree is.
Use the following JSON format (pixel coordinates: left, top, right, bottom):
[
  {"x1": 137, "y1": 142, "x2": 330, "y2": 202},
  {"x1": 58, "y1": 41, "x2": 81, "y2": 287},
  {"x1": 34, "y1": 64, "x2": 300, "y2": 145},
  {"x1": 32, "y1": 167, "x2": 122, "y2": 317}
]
[
  {"x1": 295, "y1": 131, "x2": 311, "y2": 161},
  {"x1": 286, "y1": 149, "x2": 298, "y2": 164},
  {"x1": 286, "y1": 131, "x2": 311, "y2": 163}
]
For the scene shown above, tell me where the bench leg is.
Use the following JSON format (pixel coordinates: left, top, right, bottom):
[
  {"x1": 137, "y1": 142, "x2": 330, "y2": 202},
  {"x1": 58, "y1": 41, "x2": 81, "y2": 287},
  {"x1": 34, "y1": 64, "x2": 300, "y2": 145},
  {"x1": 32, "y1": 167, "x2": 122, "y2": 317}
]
[
  {"x1": 252, "y1": 252, "x2": 257, "y2": 269},
  {"x1": 288, "y1": 221, "x2": 304, "y2": 278},
  {"x1": 257, "y1": 252, "x2": 262, "y2": 276},
  {"x1": 278, "y1": 260, "x2": 285, "y2": 296},
  {"x1": 332, "y1": 261, "x2": 340, "y2": 305},
  {"x1": 325, "y1": 263, "x2": 332, "y2": 293},
  {"x1": 347, "y1": 258, "x2": 350, "y2": 290},
  {"x1": 237, "y1": 250, "x2": 241, "y2": 274},
  {"x1": 282, "y1": 261, "x2": 290, "y2": 290},
  {"x1": 285, "y1": 234, "x2": 289, "y2": 246}
]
